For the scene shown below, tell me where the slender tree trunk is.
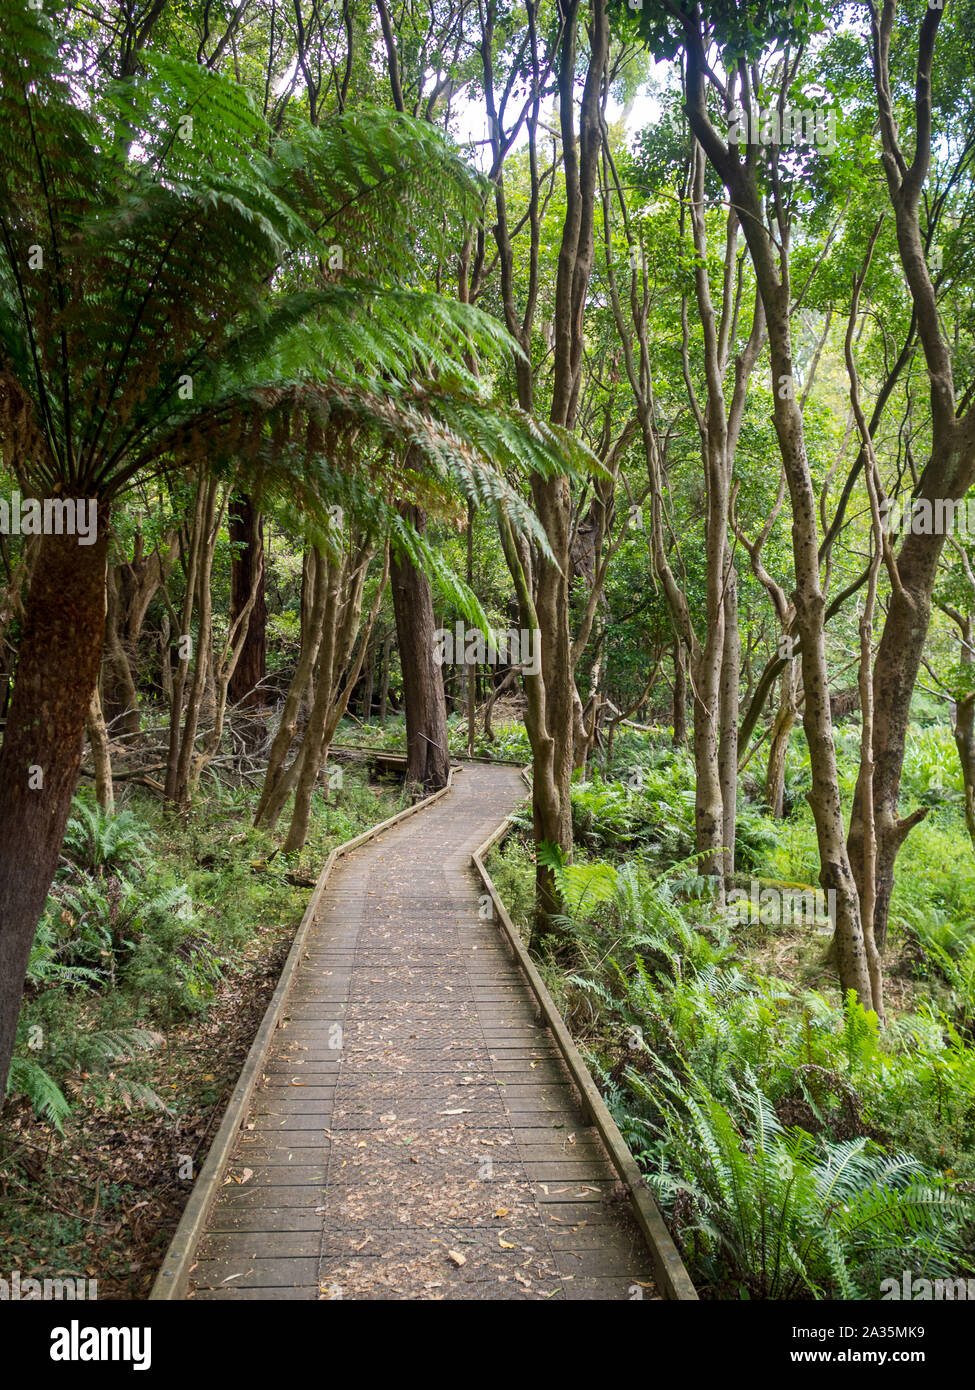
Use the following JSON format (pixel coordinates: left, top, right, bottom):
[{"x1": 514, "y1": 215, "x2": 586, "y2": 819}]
[
  {"x1": 378, "y1": 628, "x2": 392, "y2": 727},
  {"x1": 847, "y1": 538, "x2": 942, "y2": 952},
  {"x1": 159, "y1": 612, "x2": 173, "y2": 705},
  {"x1": 104, "y1": 528, "x2": 178, "y2": 734},
  {"x1": 104, "y1": 566, "x2": 140, "y2": 736},
  {"x1": 260, "y1": 549, "x2": 339, "y2": 830},
  {"x1": 279, "y1": 555, "x2": 343, "y2": 845},
  {"x1": 718, "y1": 570, "x2": 739, "y2": 878},
  {"x1": 390, "y1": 505, "x2": 449, "y2": 792},
  {"x1": 0, "y1": 516, "x2": 109, "y2": 1100},
  {"x1": 189, "y1": 516, "x2": 265, "y2": 799},
  {"x1": 765, "y1": 661, "x2": 797, "y2": 817},
  {"x1": 361, "y1": 633, "x2": 376, "y2": 722},
  {"x1": 256, "y1": 550, "x2": 328, "y2": 825},
  {"x1": 228, "y1": 494, "x2": 267, "y2": 708},
  {"x1": 672, "y1": 640, "x2": 687, "y2": 746},
  {"x1": 845, "y1": 0, "x2": 972, "y2": 956},
  {"x1": 170, "y1": 480, "x2": 223, "y2": 804},
  {"x1": 87, "y1": 685, "x2": 114, "y2": 815},
  {"x1": 483, "y1": 667, "x2": 516, "y2": 741},
  {"x1": 466, "y1": 500, "x2": 476, "y2": 757},
  {"x1": 954, "y1": 689, "x2": 975, "y2": 851}
]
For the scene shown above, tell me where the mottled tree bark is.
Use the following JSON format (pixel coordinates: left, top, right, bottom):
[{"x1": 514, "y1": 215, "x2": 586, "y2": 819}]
[
  {"x1": 681, "y1": 25, "x2": 872, "y2": 999},
  {"x1": 846, "y1": 1, "x2": 975, "y2": 954},
  {"x1": 0, "y1": 515, "x2": 109, "y2": 1100}
]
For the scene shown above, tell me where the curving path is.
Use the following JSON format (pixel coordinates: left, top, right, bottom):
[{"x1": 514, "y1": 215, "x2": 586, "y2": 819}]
[{"x1": 190, "y1": 763, "x2": 658, "y2": 1300}]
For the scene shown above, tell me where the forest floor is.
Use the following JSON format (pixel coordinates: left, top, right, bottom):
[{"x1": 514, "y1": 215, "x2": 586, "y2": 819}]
[
  {"x1": 0, "y1": 769, "x2": 402, "y2": 1297},
  {"x1": 3, "y1": 712, "x2": 973, "y2": 1300}
]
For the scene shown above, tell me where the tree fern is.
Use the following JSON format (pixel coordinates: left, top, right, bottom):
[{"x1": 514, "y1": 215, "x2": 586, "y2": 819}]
[{"x1": 0, "y1": 7, "x2": 587, "y2": 545}]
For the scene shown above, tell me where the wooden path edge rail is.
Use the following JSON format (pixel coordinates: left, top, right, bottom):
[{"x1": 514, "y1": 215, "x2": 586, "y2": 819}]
[
  {"x1": 149, "y1": 771, "x2": 456, "y2": 1301},
  {"x1": 472, "y1": 782, "x2": 698, "y2": 1303}
]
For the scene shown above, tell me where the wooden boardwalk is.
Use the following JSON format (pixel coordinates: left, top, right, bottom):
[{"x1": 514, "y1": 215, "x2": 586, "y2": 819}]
[{"x1": 190, "y1": 763, "x2": 659, "y2": 1300}]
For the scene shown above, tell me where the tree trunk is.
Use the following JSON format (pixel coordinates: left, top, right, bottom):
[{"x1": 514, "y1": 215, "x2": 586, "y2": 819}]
[
  {"x1": 104, "y1": 566, "x2": 140, "y2": 736},
  {"x1": 718, "y1": 569, "x2": 739, "y2": 878},
  {"x1": 764, "y1": 661, "x2": 797, "y2": 818},
  {"x1": 954, "y1": 690, "x2": 975, "y2": 851},
  {"x1": 466, "y1": 501, "x2": 476, "y2": 757},
  {"x1": 189, "y1": 511, "x2": 265, "y2": 800},
  {"x1": 228, "y1": 494, "x2": 267, "y2": 708},
  {"x1": 484, "y1": 667, "x2": 517, "y2": 741},
  {"x1": 256, "y1": 547, "x2": 330, "y2": 828},
  {"x1": 844, "y1": 0, "x2": 972, "y2": 956},
  {"x1": 103, "y1": 529, "x2": 178, "y2": 734},
  {"x1": 361, "y1": 633, "x2": 376, "y2": 722},
  {"x1": 847, "y1": 536, "x2": 943, "y2": 952},
  {"x1": 531, "y1": 473, "x2": 575, "y2": 913},
  {"x1": 390, "y1": 505, "x2": 449, "y2": 792},
  {"x1": 87, "y1": 685, "x2": 114, "y2": 814},
  {"x1": 0, "y1": 517, "x2": 109, "y2": 1100},
  {"x1": 378, "y1": 629, "x2": 392, "y2": 727},
  {"x1": 166, "y1": 476, "x2": 223, "y2": 805},
  {"x1": 672, "y1": 640, "x2": 687, "y2": 745},
  {"x1": 159, "y1": 613, "x2": 173, "y2": 706}
]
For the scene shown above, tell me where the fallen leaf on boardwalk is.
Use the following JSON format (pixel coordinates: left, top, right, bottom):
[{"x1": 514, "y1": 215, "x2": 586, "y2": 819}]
[
  {"x1": 290, "y1": 1080, "x2": 306, "y2": 1087},
  {"x1": 439, "y1": 1108, "x2": 469, "y2": 1115},
  {"x1": 498, "y1": 1235, "x2": 515, "y2": 1249},
  {"x1": 513, "y1": 1272, "x2": 531, "y2": 1288},
  {"x1": 220, "y1": 1271, "x2": 251, "y2": 1283},
  {"x1": 409, "y1": 1156, "x2": 419, "y2": 1164},
  {"x1": 237, "y1": 1168, "x2": 253, "y2": 1184},
  {"x1": 447, "y1": 1250, "x2": 466, "y2": 1267},
  {"x1": 493, "y1": 1208, "x2": 509, "y2": 1218}
]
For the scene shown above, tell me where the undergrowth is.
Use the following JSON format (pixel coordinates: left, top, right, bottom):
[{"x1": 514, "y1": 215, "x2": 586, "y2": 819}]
[{"x1": 487, "y1": 724, "x2": 975, "y2": 1299}]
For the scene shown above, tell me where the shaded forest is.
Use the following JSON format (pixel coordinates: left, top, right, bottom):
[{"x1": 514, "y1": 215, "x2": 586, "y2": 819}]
[{"x1": 1, "y1": 0, "x2": 974, "y2": 1308}]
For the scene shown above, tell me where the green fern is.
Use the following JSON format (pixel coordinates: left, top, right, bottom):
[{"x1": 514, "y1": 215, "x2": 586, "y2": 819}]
[
  {"x1": 5, "y1": 1056, "x2": 72, "y2": 1131},
  {"x1": 61, "y1": 803, "x2": 152, "y2": 879}
]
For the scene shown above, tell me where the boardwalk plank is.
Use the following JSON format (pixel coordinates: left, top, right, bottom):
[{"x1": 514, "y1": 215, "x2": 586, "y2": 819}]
[{"x1": 189, "y1": 764, "x2": 658, "y2": 1301}]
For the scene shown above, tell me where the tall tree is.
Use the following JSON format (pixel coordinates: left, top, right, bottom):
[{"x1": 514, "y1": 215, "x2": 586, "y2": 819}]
[{"x1": 0, "y1": 12, "x2": 559, "y2": 1098}]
